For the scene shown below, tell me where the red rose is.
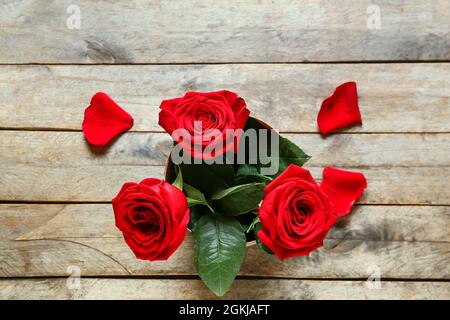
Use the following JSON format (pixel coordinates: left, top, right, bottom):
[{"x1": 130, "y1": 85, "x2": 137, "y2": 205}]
[
  {"x1": 158, "y1": 90, "x2": 250, "y2": 159},
  {"x1": 258, "y1": 165, "x2": 366, "y2": 260},
  {"x1": 112, "y1": 178, "x2": 189, "y2": 261}
]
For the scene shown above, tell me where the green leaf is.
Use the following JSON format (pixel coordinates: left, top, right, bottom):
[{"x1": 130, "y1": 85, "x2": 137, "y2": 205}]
[
  {"x1": 242, "y1": 117, "x2": 310, "y2": 177},
  {"x1": 172, "y1": 167, "x2": 183, "y2": 191},
  {"x1": 184, "y1": 184, "x2": 206, "y2": 206},
  {"x1": 184, "y1": 183, "x2": 214, "y2": 213},
  {"x1": 236, "y1": 164, "x2": 260, "y2": 176},
  {"x1": 246, "y1": 216, "x2": 260, "y2": 234},
  {"x1": 259, "y1": 135, "x2": 310, "y2": 177},
  {"x1": 233, "y1": 175, "x2": 269, "y2": 186},
  {"x1": 179, "y1": 163, "x2": 235, "y2": 196},
  {"x1": 254, "y1": 223, "x2": 274, "y2": 255},
  {"x1": 244, "y1": 117, "x2": 265, "y2": 131},
  {"x1": 274, "y1": 136, "x2": 311, "y2": 176},
  {"x1": 235, "y1": 164, "x2": 272, "y2": 185},
  {"x1": 188, "y1": 205, "x2": 208, "y2": 230},
  {"x1": 211, "y1": 183, "x2": 265, "y2": 216},
  {"x1": 236, "y1": 212, "x2": 257, "y2": 234},
  {"x1": 187, "y1": 198, "x2": 205, "y2": 207},
  {"x1": 193, "y1": 215, "x2": 246, "y2": 296}
]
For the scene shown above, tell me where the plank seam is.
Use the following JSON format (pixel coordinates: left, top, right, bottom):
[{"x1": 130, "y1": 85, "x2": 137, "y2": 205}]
[
  {"x1": 2, "y1": 128, "x2": 450, "y2": 134},
  {"x1": 0, "y1": 276, "x2": 448, "y2": 282},
  {"x1": 1, "y1": 61, "x2": 450, "y2": 66},
  {"x1": 10, "y1": 237, "x2": 450, "y2": 244},
  {"x1": 1, "y1": 201, "x2": 449, "y2": 206}
]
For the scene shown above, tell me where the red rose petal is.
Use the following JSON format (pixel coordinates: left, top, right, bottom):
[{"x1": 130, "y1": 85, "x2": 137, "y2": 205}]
[
  {"x1": 257, "y1": 230, "x2": 323, "y2": 260},
  {"x1": 82, "y1": 92, "x2": 134, "y2": 146},
  {"x1": 158, "y1": 90, "x2": 250, "y2": 160},
  {"x1": 320, "y1": 167, "x2": 367, "y2": 217},
  {"x1": 264, "y1": 164, "x2": 316, "y2": 195},
  {"x1": 317, "y1": 82, "x2": 362, "y2": 135}
]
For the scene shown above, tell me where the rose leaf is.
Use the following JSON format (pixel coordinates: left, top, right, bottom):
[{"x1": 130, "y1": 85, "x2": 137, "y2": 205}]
[
  {"x1": 210, "y1": 182, "x2": 265, "y2": 216},
  {"x1": 193, "y1": 214, "x2": 246, "y2": 296},
  {"x1": 179, "y1": 163, "x2": 235, "y2": 195}
]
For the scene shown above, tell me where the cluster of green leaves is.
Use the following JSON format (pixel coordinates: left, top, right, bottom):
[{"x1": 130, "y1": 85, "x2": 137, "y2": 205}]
[{"x1": 172, "y1": 117, "x2": 310, "y2": 296}]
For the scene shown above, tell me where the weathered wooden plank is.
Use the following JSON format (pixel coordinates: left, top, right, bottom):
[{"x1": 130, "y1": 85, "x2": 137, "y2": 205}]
[
  {"x1": 1, "y1": 131, "x2": 449, "y2": 203},
  {"x1": 2, "y1": 131, "x2": 449, "y2": 168},
  {"x1": 0, "y1": 278, "x2": 448, "y2": 300},
  {"x1": 0, "y1": 202, "x2": 448, "y2": 278},
  {"x1": 1, "y1": 164, "x2": 449, "y2": 204},
  {"x1": 0, "y1": 235, "x2": 450, "y2": 279},
  {"x1": 0, "y1": 164, "x2": 163, "y2": 202},
  {"x1": 1, "y1": 64, "x2": 449, "y2": 132},
  {"x1": 2, "y1": 204, "x2": 448, "y2": 243},
  {"x1": 1, "y1": 0, "x2": 449, "y2": 63},
  {"x1": 0, "y1": 239, "x2": 445, "y2": 279},
  {"x1": 1, "y1": 237, "x2": 447, "y2": 278},
  {"x1": 0, "y1": 204, "x2": 448, "y2": 279}
]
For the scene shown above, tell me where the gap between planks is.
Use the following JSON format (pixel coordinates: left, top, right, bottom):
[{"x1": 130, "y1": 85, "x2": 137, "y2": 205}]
[
  {"x1": 1, "y1": 61, "x2": 450, "y2": 66},
  {"x1": 0, "y1": 278, "x2": 448, "y2": 299},
  {"x1": 0, "y1": 201, "x2": 448, "y2": 207},
  {"x1": 2, "y1": 128, "x2": 450, "y2": 135},
  {"x1": 1, "y1": 275, "x2": 449, "y2": 282}
]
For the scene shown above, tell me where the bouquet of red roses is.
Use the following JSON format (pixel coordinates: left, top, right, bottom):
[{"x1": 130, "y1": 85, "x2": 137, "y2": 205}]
[{"x1": 83, "y1": 86, "x2": 366, "y2": 296}]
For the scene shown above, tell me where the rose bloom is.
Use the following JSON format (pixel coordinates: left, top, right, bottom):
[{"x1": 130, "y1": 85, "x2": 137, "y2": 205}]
[
  {"x1": 158, "y1": 90, "x2": 250, "y2": 159},
  {"x1": 112, "y1": 178, "x2": 189, "y2": 261},
  {"x1": 258, "y1": 165, "x2": 366, "y2": 260}
]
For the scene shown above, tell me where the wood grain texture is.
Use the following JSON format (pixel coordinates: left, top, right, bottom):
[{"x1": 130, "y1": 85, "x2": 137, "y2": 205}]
[
  {"x1": 1, "y1": 130, "x2": 449, "y2": 203},
  {"x1": 1, "y1": 0, "x2": 449, "y2": 300},
  {"x1": 1, "y1": 237, "x2": 447, "y2": 278},
  {"x1": 1, "y1": 64, "x2": 449, "y2": 132},
  {"x1": 1, "y1": 0, "x2": 449, "y2": 63},
  {"x1": 0, "y1": 204, "x2": 448, "y2": 278},
  {"x1": 0, "y1": 278, "x2": 448, "y2": 300},
  {"x1": 2, "y1": 165, "x2": 449, "y2": 204},
  {"x1": 1, "y1": 204, "x2": 448, "y2": 243},
  {"x1": 2, "y1": 131, "x2": 449, "y2": 167}
]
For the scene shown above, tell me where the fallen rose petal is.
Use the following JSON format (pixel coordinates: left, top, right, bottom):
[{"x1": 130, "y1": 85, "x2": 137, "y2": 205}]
[
  {"x1": 317, "y1": 81, "x2": 362, "y2": 135},
  {"x1": 82, "y1": 92, "x2": 134, "y2": 146},
  {"x1": 320, "y1": 167, "x2": 367, "y2": 217}
]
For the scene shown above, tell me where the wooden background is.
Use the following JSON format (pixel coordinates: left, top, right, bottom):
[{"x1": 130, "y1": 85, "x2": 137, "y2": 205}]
[{"x1": 0, "y1": 0, "x2": 449, "y2": 299}]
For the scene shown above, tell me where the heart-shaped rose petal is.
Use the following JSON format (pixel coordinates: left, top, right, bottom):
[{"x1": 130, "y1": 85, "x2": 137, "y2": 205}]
[
  {"x1": 320, "y1": 167, "x2": 367, "y2": 217},
  {"x1": 317, "y1": 82, "x2": 362, "y2": 135},
  {"x1": 82, "y1": 92, "x2": 134, "y2": 146}
]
